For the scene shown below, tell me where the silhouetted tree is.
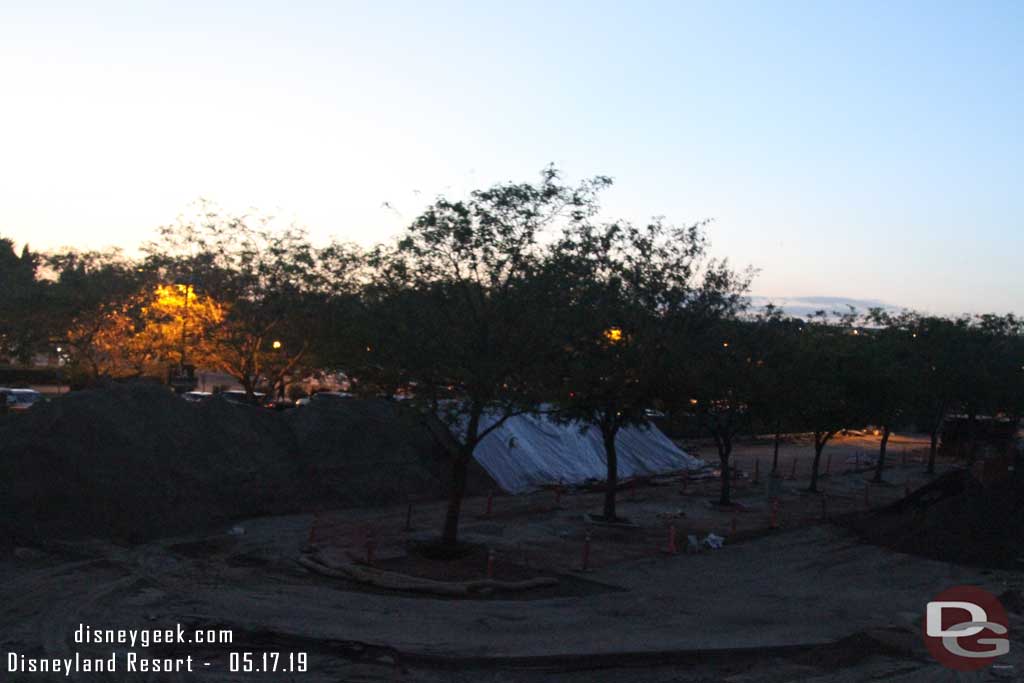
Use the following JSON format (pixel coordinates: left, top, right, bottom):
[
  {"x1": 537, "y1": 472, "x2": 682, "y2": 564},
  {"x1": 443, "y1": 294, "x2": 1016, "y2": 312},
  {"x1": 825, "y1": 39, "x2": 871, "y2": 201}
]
[
  {"x1": 552, "y1": 219, "x2": 748, "y2": 517},
  {"x1": 360, "y1": 167, "x2": 608, "y2": 546}
]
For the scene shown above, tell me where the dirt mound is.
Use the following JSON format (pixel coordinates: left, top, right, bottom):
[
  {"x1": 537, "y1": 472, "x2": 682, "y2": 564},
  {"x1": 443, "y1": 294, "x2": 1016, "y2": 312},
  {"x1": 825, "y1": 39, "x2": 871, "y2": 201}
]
[
  {"x1": 0, "y1": 384, "x2": 493, "y2": 545},
  {"x1": 285, "y1": 400, "x2": 493, "y2": 507},
  {"x1": 846, "y1": 469, "x2": 1024, "y2": 568},
  {"x1": 0, "y1": 382, "x2": 298, "y2": 544}
]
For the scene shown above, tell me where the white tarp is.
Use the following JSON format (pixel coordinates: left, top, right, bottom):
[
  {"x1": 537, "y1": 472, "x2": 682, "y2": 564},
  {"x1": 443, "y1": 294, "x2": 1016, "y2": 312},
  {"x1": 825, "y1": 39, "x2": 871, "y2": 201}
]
[{"x1": 469, "y1": 411, "x2": 704, "y2": 494}]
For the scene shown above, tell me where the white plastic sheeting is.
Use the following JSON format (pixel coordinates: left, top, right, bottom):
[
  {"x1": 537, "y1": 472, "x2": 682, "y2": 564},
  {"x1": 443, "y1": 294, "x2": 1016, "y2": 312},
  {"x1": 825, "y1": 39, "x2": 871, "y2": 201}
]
[{"x1": 469, "y1": 411, "x2": 704, "y2": 494}]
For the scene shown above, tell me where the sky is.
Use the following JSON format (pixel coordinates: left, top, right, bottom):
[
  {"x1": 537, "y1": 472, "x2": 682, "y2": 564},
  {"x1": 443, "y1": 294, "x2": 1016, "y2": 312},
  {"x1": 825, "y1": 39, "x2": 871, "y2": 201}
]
[{"x1": 1, "y1": 1, "x2": 1021, "y2": 315}]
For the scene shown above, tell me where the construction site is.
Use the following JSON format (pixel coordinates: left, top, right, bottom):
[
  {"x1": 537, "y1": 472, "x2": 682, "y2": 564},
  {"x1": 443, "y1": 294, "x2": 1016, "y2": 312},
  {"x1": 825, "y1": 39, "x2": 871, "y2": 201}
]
[{"x1": 3, "y1": 384, "x2": 1023, "y2": 681}]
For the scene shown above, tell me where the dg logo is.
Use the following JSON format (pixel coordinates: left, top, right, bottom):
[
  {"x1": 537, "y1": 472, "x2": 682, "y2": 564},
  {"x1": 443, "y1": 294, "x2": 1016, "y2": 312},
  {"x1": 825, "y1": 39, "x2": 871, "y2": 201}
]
[{"x1": 924, "y1": 585, "x2": 1010, "y2": 671}]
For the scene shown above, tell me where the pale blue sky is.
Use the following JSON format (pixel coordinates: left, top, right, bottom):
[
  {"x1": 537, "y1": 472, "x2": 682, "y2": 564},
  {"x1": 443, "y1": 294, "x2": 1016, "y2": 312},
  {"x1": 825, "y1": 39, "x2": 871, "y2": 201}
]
[{"x1": 1, "y1": 1, "x2": 1021, "y2": 314}]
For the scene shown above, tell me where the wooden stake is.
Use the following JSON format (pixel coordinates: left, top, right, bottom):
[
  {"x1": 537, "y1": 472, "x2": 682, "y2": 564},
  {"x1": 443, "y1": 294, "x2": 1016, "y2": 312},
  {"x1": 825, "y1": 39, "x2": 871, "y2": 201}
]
[
  {"x1": 307, "y1": 511, "x2": 320, "y2": 546},
  {"x1": 581, "y1": 531, "x2": 592, "y2": 571},
  {"x1": 366, "y1": 529, "x2": 376, "y2": 566}
]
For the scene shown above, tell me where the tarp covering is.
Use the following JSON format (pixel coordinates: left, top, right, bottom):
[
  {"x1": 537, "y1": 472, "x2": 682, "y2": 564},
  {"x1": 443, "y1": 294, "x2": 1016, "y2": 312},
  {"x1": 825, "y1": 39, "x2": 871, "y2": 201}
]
[{"x1": 469, "y1": 411, "x2": 704, "y2": 494}]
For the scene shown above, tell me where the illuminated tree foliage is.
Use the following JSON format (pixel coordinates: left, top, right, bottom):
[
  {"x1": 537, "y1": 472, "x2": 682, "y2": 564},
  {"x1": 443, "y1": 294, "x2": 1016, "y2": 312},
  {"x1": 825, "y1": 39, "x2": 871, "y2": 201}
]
[
  {"x1": 46, "y1": 282, "x2": 223, "y2": 382},
  {"x1": 137, "y1": 284, "x2": 225, "y2": 371},
  {"x1": 144, "y1": 200, "x2": 359, "y2": 398}
]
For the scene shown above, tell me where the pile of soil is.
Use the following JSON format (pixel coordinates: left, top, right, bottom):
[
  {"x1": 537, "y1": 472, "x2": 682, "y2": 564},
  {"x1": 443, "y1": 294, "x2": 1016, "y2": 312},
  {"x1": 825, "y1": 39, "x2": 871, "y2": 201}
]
[
  {"x1": 0, "y1": 382, "x2": 494, "y2": 545},
  {"x1": 287, "y1": 401, "x2": 493, "y2": 507},
  {"x1": 845, "y1": 468, "x2": 1024, "y2": 568}
]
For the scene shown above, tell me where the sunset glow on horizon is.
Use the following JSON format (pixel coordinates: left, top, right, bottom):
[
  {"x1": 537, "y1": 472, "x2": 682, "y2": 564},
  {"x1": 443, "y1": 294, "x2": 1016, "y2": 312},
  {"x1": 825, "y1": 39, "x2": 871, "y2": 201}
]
[{"x1": 2, "y1": 1, "x2": 1021, "y2": 315}]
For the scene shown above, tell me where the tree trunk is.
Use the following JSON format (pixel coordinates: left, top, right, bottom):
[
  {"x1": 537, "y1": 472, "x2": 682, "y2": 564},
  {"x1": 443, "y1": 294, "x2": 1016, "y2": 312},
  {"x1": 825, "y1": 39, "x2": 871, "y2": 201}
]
[
  {"x1": 872, "y1": 425, "x2": 891, "y2": 483},
  {"x1": 241, "y1": 376, "x2": 258, "y2": 402},
  {"x1": 927, "y1": 406, "x2": 944, "y2": 475},
  {"x1": 718, "y1": 437, "x2": 733, "y2": 505},
  {"x1": 440, "y1": 405, "x2": 482, "y2": 548},
  {"x1": 771, "y1": 420, "x2": 781, "y2": 475},
  {"x1": 927, "y1": 428, "x2": 939, "y2": 475},
  {"x1": 602, "y1": 427, "x2": 619, "y2": 521},
  {"x1": 808, "y1": 432, "x2": 827, "y2": 493},
  {"x1": 1013, "y1": 414, "x2": 1023, "y2": 488},
  {"x1": 966, "y1": 410, "x2": 978, "y2": 464},
  {"x1": 441, "y1": 450, "x2": 470, "y2": 547}
]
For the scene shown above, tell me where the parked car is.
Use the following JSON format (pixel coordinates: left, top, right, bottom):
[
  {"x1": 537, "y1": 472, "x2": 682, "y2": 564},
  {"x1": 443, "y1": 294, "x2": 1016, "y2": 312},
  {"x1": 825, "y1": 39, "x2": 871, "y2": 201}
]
[
  {"x1": 262, "y1": 396, "x2": 295, "y2": 411},
  {"x1": 1, "y1": 388, "x2": 44, "y2": 413},
  {"x1": 219, "y1": 390, "x2": 266, "y2": 406},
  {"x1": 181, "y1": 391, "x2": 213, "y2": 403},
  {"x1": 309, "y1": 391, "x2": 354, "y2": 404}
]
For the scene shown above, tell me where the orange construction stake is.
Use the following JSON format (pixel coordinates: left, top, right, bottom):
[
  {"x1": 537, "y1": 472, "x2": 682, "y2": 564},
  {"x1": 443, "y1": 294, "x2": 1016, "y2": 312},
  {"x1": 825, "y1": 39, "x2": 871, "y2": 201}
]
[
  {"x1": 666, "y1": 524, "x2": 678, "y2": 554},
  {"x1": 307, "y1": 511, "x2": 321, "y2": 546},
  {"x1": 365, "y1": 529, "x2": 376, "y2": 566},
  {"x1": 581, "y1": 530, "x2": 592, "y2": 571}
]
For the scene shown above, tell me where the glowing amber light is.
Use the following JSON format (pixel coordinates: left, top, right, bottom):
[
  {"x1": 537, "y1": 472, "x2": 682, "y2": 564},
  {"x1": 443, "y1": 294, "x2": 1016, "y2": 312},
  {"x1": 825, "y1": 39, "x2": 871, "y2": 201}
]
[
  {"x1": 604, "y1": 327, "x2": 623, "y2": 343},
  {"x1": 272, "y1": 340, "x2": 282, "y2": 350},
  {"x1": 155, "y1": 283, "x2": 200, "y2": 307}
]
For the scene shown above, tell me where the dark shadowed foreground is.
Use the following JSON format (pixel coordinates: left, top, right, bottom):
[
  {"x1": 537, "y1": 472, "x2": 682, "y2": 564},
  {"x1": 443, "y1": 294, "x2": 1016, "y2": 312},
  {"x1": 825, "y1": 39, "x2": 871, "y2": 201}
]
[{"x1": 0, "y1": 383, "x2": 492, "y2": 544}]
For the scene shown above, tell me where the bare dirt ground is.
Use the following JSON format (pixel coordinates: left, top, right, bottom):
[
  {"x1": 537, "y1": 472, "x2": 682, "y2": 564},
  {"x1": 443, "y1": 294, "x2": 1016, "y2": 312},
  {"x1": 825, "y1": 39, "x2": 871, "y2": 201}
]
[{"x1": 3, "y1": 432, "x2": 1021, "y2": 682}]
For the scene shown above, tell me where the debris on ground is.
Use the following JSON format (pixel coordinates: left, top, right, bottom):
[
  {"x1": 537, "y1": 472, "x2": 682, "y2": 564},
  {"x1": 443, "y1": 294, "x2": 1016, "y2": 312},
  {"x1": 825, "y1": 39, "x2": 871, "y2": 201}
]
[{"x1": 704, "y1": 533, "x2": 725, "y2": 549}]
